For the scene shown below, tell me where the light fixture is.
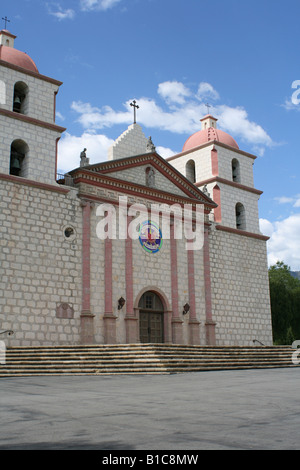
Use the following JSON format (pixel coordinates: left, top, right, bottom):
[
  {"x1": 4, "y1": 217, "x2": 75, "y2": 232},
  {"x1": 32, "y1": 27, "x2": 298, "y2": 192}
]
[
  {"x1": 118, "y1": 297, "x2": 126, "y2": 310},
  {"x1": 183, "y1": 303, "x2": 190, "y2": 315}
]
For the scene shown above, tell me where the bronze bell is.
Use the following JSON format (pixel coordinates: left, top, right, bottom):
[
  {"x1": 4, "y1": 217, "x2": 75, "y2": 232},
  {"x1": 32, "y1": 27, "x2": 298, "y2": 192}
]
[
  {"x1": 11, "y1": 157, "x2": 21, "y2": 170},
  {"x1": 13, "y1": 95, "x2": 21, "y2": 112}
]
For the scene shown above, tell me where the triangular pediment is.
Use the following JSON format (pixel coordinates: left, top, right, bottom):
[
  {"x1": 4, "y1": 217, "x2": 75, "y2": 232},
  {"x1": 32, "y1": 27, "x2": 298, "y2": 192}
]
[{"x1": 70, "y1": 152, "x2": 217, "y2": 209}]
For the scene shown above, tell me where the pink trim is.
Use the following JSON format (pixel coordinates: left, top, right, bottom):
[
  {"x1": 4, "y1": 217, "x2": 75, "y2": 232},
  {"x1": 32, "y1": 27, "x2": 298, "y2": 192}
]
[
  {"x1": 0, "y1": 58, "x2": 63, "y2": 85},
  {"x1": 215, "y1": 224, "x2": 270, "y2": 241},
  {"x1": 74, "y1": 175, "x2": 216, "y2": 210},
  {"x1": 213, "y1": 185, "x2": 222, "y2": 223},
  {"x1": 81, "y1": 201, "x2": 92, "y2": 314},
  {"x1": 72, "y1": 152, "x2": 216, "y2": 207},
  {"x1": 195, "y1": 176, "x2": 263, "y2": 196},
  {"x1": 187, "y1": 248, "x2": 201, "y2": 345},
  {"x1": 170, "y1": 223, "x2": 183, "y2": 344},
  {"x1": 125, "y1": 216, "x2": 134, "y2": 316},
  {"x1": 170, "y1": 224, "x2": 179, "y2": 318},
  {"x1": 187, "y1": 250, "x2": 196, "y2": 319},
  {"x1": 204, "y1": 230, "x2": 216, "y2": 345},
  {"x1": 54, "y1": 91, "x2": 58, "y2": 122},
  {"x1": 211, "y1": 147, "x2": 219, "y2": 176},
  {"x1": 0, "y1": 30, "x2": 17, "y2": 39},
  {"x1": 167, "y1": 141, "x2": 257, "y2": 162},
  {"x1": 0, "y1": 108, "x2": 66, "y2": 133},
  {"x1": 204, "y1": 231, "x2": 213, "y2": 323},
  {"x1": 55, "y1": 137, "x2": 60, "y2": 181},
  {"x1": 105, "y1": 237, "x2": 113, "y2": 315},
  {"x1": 0, "y1": 172, "x2": 69, "y2": 194}
]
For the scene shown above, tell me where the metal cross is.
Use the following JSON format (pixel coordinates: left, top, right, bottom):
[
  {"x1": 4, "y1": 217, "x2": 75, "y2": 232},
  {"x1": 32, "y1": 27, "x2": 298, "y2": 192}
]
[
  {"x1": 130, "y1": 100, "x2": 139, "y2": 124},
  {"x1": 205, "y1": 103, "x2": 211, "y2": 114},
  {"x1": 2, "y1": 16, "x2": 10, "y2": 29}
]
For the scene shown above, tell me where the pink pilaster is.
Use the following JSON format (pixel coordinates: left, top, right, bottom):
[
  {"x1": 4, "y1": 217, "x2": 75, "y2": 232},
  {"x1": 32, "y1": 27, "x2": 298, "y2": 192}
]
[
  {"x1": 170, "y1": 222, "x2": 183, "y2": 344},
  {"x1": 213, "y1": 185, "x2": 222, "y2": 223},
  {"x1": 103, "y1": 214, "x2": 117, "y2": 343},
  {"x1": 211, "y1": 146, "x2": 219, "y2": 176},
  {"x1": 187, "y1": 248, "x2": 201, "y2": 345},
  {"x1": 204, "y1": 229, "x2": 216, "y2": 345},
  {"x1": 125, "y1": 216, "x2": 138, "y2": 342},
  {"x1": 80, "y1": 200, "x2": 95, "y2": 344}
]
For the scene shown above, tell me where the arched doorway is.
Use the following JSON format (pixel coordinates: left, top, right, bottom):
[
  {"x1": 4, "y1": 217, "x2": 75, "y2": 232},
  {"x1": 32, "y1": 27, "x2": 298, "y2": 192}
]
[{"x1": 139, "y1": 291, "x2": 164, "y2": 343}]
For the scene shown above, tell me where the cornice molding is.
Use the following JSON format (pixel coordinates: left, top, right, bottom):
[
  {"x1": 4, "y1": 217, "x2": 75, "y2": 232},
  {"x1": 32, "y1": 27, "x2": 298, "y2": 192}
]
[
  {"x1": 195, "y1": 176, "x2": 263, "y2": 195},
  {"x1": 215, "y1": 224, "x2": 269, "y2": 241},
  {"x1": 0, "y1": 59, "x2": 63, "y2": 86},
  {"x1": 0, "y1": 172, "x2": 70, "y2": 194},
  {"x1": 0, "y1": 108, "x2": 66, "y2": 133}
]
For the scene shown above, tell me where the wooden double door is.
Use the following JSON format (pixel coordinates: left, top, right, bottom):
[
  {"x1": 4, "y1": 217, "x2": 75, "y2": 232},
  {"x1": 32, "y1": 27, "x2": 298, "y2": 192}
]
[{"x1": 139, "y1": 292, "x2": 164, "y2": 343}]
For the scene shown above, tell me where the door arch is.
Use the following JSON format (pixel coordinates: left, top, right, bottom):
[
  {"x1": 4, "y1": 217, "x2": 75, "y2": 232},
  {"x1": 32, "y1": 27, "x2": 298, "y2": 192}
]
[{"x1": 138, "y1": 291, "x2": 164, "y2": 343}]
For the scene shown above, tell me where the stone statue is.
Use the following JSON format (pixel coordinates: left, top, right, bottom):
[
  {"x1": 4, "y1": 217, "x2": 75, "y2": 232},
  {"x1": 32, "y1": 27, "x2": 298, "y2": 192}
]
[
  {"x1": 202, "y1": 184, "x2": 210, "y2": 198},
  {"x1": 147, "y1": 136, "x2": 156, "y2": 153},
  {"x1": 146, "y1": 167, "x2": 155, "y2": 188},
  {"x1": 80, "y1": 148, "x2": 89, "y2": 167}
]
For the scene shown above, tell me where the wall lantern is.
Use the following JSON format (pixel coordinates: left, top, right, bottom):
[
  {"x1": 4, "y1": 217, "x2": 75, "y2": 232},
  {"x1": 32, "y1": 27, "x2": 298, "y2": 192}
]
[
  {"x1": 118, "y1": 297, "x2": 126, "y2": 310},
  {"x1": 182, "y1": 303, "x2": 190, "y2": 315}
]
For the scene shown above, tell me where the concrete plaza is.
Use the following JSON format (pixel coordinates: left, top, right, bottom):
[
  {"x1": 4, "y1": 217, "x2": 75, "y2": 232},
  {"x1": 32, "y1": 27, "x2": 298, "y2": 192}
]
[{"x1": 0, "y1": 368, "x2": 299, "y2": 450}]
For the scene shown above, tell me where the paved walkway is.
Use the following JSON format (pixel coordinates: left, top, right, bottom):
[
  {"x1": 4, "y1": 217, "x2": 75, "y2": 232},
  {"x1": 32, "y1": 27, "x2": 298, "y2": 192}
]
[{"x1": 0, "y1": 368, "x2": 300, "y2": 450}]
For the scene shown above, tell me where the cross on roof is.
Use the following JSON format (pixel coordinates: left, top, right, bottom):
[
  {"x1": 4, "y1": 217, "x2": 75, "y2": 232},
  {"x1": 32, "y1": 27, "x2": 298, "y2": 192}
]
[
  {"x1": 205, "y1": 103, "x2": 211, "y2": 114},
  {"x1": 130, "y1": 100, "x2": 139, "y2": 124},
  {"x1": 2, "y1": 16, "x2": 10, "y2": 29}
]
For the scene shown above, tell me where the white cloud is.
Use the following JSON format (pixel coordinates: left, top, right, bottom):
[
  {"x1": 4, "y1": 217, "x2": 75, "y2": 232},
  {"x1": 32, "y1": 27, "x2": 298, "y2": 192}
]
[
  {"x1": 57, "y1": 132, "x2": 114, "y2": 173},
  {"x1": 260, "y1": 214, "x2": 300, "y2": 270},
  {"x1": 80, "y1": 0, "x2": 122, "y2": 11},
  {"x1": 275, "y1": 195, "x2": 300, "y2": 208},
  {"x1": 70, "y1": 81, "x2": 274, "y2": 155},
  {"x1": 197, "y1": 82, "x2": 219, "y2": 101},
  {"x1": 259, "y1": 218, "x2": 274, "y2": 237},
  {"x1": 158, "y1": 81, "x2": 191, "y2": 105},
  {"x1": 47, "y1": 4, "x2": 75, "y2": 20},
  {"x1": 156, "y1": 146, "x2": 177, "y2": 159},
  {"x1": 217, "y1": 105, "x2": 273, "y2": 147}
]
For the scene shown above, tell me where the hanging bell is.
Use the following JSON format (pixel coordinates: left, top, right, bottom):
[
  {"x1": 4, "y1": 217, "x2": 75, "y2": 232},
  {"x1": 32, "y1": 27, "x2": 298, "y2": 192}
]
[
  {"x1": 13, "y1": 95, "x2": 21, "y2": 112},
  {"x1": 12, "y1": 157, "x2": 21, "y2": 170}
]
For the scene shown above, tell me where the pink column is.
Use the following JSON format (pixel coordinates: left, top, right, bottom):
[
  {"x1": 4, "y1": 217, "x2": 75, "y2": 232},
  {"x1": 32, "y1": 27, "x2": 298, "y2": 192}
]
[
  {"x1": 211, "y1": 146, "x2": 219, "y2": 176},
  {"x1": 187, "y1": 248, "x2": 201, "y2": 345},
  {"x1": 170, "y1": 222, "x2": 183, "y2": 344},
  {"x1": 213, "y1": 185, "x2": 222, "y2": 223},
  {"x1": 80, "y1": 200, "x2": 95, "y2": 345},
  {"x1": 103, "y1": 223, "x2": 117, "y2": 344},
  {"x1": 204, "y1": 229, "x2": 216, "y2": 345},
  {"x1": 125, "y1": 216, "x2": 139, "y2": 343}
]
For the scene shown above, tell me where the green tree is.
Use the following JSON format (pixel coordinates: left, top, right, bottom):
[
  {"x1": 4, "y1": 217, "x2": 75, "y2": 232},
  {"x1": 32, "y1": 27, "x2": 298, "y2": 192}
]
[{"x1": 269, "y1": 261, "x2": 300, "y2": 344}]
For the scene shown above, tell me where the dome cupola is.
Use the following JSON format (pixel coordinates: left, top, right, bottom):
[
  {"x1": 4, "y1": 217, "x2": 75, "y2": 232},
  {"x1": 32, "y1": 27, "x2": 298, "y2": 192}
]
[
  {"x1": 182, "y1": 114, "x2": 239, "y2": 152},
  {"x1": 0, "y1": 29, "x2": 39, "y2": 73}
]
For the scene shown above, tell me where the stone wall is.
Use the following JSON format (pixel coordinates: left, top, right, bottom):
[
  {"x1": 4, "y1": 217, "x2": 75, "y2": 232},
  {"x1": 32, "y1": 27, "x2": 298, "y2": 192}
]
[
  {"x1": 209, "y1": 227, "x2": 273, "y2": 346},
  {"x1": 0, "y1": 179, "x2": 82, "y2": 346}
]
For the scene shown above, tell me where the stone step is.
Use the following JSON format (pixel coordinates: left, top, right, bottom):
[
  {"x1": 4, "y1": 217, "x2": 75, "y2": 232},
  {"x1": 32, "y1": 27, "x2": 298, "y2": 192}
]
[{"x1": 0, "y1": 344, "x2": 297, "y2": 377}]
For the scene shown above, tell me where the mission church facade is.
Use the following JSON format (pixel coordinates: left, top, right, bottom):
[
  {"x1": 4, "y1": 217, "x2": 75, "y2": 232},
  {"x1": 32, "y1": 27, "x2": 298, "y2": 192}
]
[{"x1": 0, "y1": 29, "x2": 273, "y2": 347}]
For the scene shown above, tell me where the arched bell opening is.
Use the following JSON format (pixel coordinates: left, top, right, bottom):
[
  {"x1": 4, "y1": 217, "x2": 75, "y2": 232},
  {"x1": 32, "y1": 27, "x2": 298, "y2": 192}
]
[
  {"x1": 232, "y1": 158, "x2": 241, "y2": 183},
  {"x1": 13, "y1": 81, "x2": 29, "y2": 115},
  {"x1": 186, "y1": 159, "x2": 196, "y2": 183},
  {"x1": 235, "y1": 202, "x2": 246, "y2": 231},
  {"x1": 10, "y1": 140, "x2": 29, "y2": 177}
]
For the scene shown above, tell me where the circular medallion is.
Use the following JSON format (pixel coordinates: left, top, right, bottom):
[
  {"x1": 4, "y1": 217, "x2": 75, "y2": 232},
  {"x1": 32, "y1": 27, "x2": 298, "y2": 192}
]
[{"x1": 139, "y1": 221, "x2": 163, "y2": 254}]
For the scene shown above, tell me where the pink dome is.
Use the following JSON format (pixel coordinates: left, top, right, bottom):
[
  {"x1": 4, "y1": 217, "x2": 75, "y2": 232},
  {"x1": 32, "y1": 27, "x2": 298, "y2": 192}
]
[
  {"x1": 182, "y1": 127, "x2": 239, "y2": 152},
  {"x1": 0, "y1": 45, "x2": 39, "y2": 73}
]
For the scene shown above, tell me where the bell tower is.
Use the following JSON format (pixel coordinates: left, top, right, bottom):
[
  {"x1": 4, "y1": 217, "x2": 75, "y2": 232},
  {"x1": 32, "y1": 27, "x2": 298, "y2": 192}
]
[{"x1": 0, "y1": 29, "x2": 65, "y2": 184}]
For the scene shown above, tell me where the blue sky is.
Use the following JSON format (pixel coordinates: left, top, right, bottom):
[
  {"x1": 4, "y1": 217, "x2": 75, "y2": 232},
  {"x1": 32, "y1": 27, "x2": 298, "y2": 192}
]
[{"x1": 4, "y1": 0, "x2": 300, "y2": 269}]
